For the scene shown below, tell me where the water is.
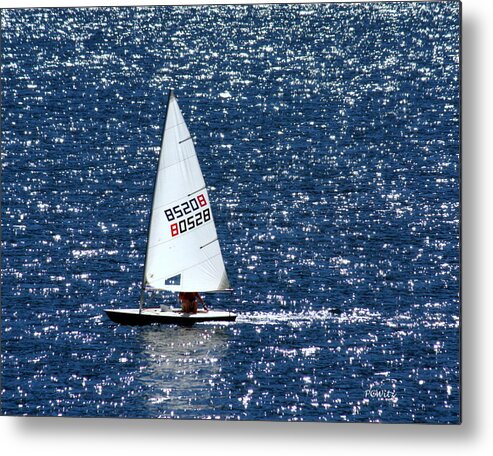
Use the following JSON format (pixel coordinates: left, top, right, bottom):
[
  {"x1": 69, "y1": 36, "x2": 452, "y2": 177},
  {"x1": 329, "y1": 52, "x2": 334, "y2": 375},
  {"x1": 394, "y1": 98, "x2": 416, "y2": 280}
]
[{"x1": 1, "y1": 3, "x2": 460, "y2": 422}]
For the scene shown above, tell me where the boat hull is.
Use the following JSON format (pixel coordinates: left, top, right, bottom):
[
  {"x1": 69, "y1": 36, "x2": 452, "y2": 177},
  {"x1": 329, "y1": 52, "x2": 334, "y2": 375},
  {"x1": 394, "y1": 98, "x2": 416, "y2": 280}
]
[{"x1": 104, "y1": 307, "x2": 237, "y2": 326}]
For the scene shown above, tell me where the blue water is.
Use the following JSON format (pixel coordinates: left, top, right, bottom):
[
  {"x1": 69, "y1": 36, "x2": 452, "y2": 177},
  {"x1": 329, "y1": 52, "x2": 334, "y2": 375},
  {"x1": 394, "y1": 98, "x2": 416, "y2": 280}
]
[{"x1": 1, "y1": 3, "x2": 460, "y2": 422}]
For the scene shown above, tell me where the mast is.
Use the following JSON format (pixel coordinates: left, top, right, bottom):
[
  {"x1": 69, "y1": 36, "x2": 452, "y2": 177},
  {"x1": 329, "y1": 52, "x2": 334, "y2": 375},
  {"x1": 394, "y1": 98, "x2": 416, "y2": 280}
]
[{"x1": 140, "y1": 88, "x2": 174, "y2": 313}]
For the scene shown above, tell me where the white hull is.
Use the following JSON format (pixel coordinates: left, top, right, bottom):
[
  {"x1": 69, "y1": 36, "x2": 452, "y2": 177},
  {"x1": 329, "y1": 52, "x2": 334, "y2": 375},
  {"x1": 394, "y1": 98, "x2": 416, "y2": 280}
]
[{"x1": 105, "y1": 307, "x2": 237, "y2": 325}]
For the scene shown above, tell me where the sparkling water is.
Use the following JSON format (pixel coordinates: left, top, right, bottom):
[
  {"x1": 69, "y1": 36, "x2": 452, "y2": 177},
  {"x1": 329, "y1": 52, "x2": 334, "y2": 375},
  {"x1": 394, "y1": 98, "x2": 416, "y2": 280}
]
[{"x1": 1, "y1": 3, "x2": 460, "y2": 422}]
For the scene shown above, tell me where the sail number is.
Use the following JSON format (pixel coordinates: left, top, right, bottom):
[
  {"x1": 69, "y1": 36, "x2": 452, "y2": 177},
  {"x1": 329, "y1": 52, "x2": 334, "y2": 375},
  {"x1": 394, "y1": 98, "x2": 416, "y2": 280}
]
[
  {"x1": 165, "y1": 193, "x2": 210, "y2": 237},
  {"x1": 170, "y1": 208, "x2": 210, "y2": 237}
]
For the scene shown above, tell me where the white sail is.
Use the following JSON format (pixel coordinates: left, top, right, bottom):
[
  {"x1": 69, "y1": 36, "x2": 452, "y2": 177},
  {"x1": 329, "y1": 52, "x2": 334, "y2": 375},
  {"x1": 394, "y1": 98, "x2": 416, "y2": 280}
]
[{"x1": 143, "y1": 90, "x2": 230, "y2": 292}]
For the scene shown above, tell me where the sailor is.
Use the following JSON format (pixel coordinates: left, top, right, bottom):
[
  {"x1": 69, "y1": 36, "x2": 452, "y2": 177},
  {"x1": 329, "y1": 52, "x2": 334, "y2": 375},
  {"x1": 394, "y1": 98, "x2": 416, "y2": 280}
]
[{"x1": 179, "y1": 292, "x2": 208, "y2": 314}]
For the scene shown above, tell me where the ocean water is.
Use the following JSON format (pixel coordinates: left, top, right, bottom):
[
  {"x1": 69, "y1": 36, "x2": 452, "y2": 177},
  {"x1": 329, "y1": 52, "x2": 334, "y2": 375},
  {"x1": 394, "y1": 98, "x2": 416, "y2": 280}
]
[{"x1": 1, "y1": 3, "x2": 460, "y2": 422}]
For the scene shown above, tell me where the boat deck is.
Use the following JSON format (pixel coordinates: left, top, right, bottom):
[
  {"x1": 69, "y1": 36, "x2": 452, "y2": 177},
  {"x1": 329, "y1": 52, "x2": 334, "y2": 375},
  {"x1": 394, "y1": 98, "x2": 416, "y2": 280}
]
[{"x1": 105, "y1": 307, "x2": 237, "y2": 326}]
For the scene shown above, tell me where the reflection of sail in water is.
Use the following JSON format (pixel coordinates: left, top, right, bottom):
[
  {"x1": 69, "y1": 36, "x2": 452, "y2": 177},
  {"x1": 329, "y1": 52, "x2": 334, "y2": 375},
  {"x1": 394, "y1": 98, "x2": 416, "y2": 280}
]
[{"x1": 139, "y1": 327, "x2": 229, "y2": 416}]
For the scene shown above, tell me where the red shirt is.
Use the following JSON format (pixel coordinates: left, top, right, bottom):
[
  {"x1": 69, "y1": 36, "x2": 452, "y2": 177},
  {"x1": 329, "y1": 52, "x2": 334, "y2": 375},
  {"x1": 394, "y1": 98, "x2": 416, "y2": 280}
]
[{"x1": 179, "y1": 292, "x2": 197, "y2": 301}]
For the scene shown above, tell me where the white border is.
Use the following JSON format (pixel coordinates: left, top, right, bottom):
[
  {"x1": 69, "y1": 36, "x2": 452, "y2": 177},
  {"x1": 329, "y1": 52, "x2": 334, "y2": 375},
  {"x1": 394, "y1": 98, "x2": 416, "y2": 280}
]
[{"x1": 2, "y1": 0, "x2": 493, "y2": 455}]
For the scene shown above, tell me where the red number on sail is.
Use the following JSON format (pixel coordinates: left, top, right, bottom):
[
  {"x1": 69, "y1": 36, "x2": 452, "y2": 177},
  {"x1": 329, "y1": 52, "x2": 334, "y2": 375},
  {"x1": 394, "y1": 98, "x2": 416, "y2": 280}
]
[
  {"x1": 171, "y1": 223, "x2": 179, "y2": 237},
  {"x1": 197, "y1": 194, "x2": 207, "y2": 207}
]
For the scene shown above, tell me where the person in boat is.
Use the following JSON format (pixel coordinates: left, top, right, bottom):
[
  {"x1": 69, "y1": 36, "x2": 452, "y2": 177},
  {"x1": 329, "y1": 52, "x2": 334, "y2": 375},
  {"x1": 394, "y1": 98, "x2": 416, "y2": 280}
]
[{"x1": 179, "y1": 292, "x2": 208, "y2": 314}]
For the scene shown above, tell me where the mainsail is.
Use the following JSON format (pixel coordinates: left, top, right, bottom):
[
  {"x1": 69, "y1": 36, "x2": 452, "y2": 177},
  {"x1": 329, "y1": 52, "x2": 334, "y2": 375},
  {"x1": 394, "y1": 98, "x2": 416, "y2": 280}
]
[{"x1": 143, "y1": 90, "x2": 230, "y2": 293}]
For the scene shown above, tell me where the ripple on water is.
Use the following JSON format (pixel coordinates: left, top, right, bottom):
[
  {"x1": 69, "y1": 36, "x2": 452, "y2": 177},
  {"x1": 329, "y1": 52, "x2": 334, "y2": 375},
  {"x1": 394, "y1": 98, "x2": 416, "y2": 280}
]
[{"x1": 1, "y1": 3, "x2": 460, "y2": 422}]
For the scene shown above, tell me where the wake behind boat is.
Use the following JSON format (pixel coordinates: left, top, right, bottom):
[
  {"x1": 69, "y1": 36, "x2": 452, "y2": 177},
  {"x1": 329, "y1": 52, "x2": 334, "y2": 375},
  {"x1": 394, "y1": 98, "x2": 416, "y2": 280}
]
[{"x1": 105, "y1": 90, "x2": 236, "y2": 326}]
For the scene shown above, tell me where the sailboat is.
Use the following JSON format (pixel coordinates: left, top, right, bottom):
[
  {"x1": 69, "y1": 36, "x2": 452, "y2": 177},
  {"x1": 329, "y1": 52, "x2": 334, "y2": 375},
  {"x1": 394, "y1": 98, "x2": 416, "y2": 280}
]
[{"x1": 105, "y1": 90, "x2": 236, "y2": 325}]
